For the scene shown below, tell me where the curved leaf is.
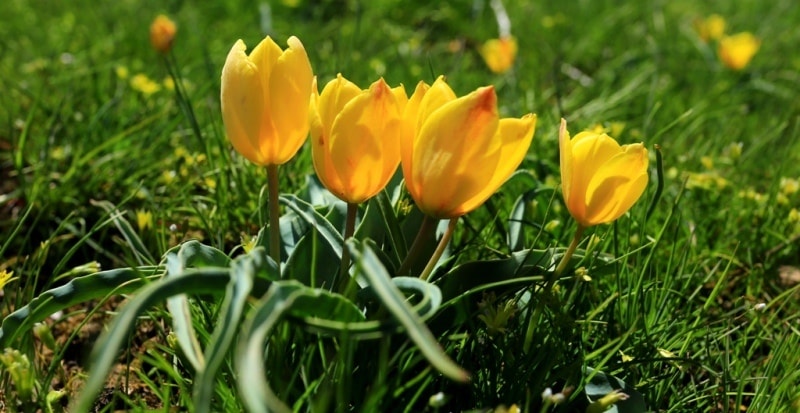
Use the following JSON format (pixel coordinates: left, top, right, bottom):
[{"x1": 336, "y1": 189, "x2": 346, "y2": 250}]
[
  {"x1": 347, "y1": 239, "x2": 469, "y2": 383},
  {"x1": 0, "y1": 266, "x2": 162, "y2": 348},
  {"x1": 71, "y1": 268, "x2": 231, "y2": 413}
]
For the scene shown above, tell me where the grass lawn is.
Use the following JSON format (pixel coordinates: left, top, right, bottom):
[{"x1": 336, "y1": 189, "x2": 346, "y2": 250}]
[{"x1": 2, "y1": 0, "x2": 800, "y2": 411}]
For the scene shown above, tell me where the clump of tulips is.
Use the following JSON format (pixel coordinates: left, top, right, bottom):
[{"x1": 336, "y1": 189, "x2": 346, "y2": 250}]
[{"x1": 220, "y1": 34, "x2": 650, "y2": 286}]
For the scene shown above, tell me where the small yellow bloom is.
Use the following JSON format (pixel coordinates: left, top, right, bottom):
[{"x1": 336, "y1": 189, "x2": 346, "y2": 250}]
[
  {"x1": 480, "y1": 36, "x2": 518, "y2": 74},
  {"x1": 559, "y1": 119, "x2": 649, "y2": 227},
  {"x1": 163, "y1": 77, "x2": 175, "y2": 91},
  {"x1": 221, "y1": 36, "x2": 313, "y2": 166},
  {"x1": 401, "y1": 77, "x2": 536, "y2": 218},
  {"x1": 136, "y1": 209, "x2": 153, "y2": 231},
  {"x1": 789, "y1": 208, "x2": 800, "y2": 223},
  {"x1": 700, "y1": 156, "x2": 714, "y2": 170},
  {"x1": 130, "y1": 74, "x2": 161, "y2": 96},
  {"x1": 115, "y1": 66, "x2": 129, "y2": 79},
  {"x1": 0, "y1": 269, "x2": 15, "y2": 290},
  {"x1": 718, "y1": 32, "x2": 760, "y2": 70},
  {"x1": 780, "y1": 177, "x2": 799, "y2": 196},
  {"x1": 150, "y1": 14, "x2": 177, "y2": 53},
  {"x1": 310, "y1": 75, "x2": 407, "y2": 204},
  {"x1": 694, "y1": 14, "x2": 726, "y2": 42}
]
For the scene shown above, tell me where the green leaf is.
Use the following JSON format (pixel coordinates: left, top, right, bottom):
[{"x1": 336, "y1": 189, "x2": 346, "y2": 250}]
[
  {"x1": 176, "y1": 239, "x2": 232, "y2": 268},
  {"x1": 0, "y1": 266, "x2": 162, "y2": 348},
  {"x1": 280, "y1": 194, "x2": 344, "y2": 261},
  {"x1": 165, "y1": 253, "x2": 206, "y2": 372},
  {"x1": 71, "y1": 268, "x2": 232, "y2": 413},
  {"x1": 584, "y1": 367, "x2": 647, "y2": 413},
  {"x1": 193, "y1": 249, "x2": 273, "y2": 413},
  {"x1": 236, "y1": 281, "x2": 305, "y2": 413},
  {"x1": 347, "y1": 239, "x2": 469, "y2": 383}
]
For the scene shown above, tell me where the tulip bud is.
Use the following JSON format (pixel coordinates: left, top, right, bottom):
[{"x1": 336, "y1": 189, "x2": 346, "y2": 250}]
[{"x1": 149, "y1": 15, "x2": 177, "y2": 54}]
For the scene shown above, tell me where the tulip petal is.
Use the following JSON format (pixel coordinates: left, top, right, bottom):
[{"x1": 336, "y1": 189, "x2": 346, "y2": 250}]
[
  {"x1": 267, "y1": 36, "x2": 313, "y2": 164},
  {"x1": 328, "y1": 79, "x2": 403, "y2": 203},
  {"x1": 412, "y1": 86, "x2": 499, "y2": 218},
  {"x1": 401, "y1": 81, "x2": 430, "y2": 200},
  {"x1": 452, "y1": 114, "x2": 537, "y2": 216},
  {"x1": 310, "y1": 79, "x2": 345, "y2": 199},
  {"x1": 583, "y1": 144, "x2": 649, "y2": 225},
  {"x1": 221, "y1": 39, "x2": 267, "y2": 165},
  {"x1": 566, "y1": 131, "x2": 622, "y2": 220}
]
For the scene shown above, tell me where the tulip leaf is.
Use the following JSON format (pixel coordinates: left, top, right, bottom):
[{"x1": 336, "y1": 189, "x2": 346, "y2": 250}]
[
  {"x1": 72, "y1": 268, "x2": 233, "y2": 413},
  {"x1": 0, "y1": 266, "x2": 162, "y2": 348},
  {"x1": 583, "y1": 367, "x2": 647, "y2": 413},
  {"x1": 280, "y1": 194, "x2": 344, "y2": 259},
  {"x1": 507, "y1": 188, "x2": 551, "y2": 252},
  {"x1": 283, "y1": 223, "x2": 340, "y2": 288},
  {"x1": 347, "y1": 239, "x2": 470, "y2": 383},
  {"x1": 193, "y1": 248, "x2": 275, "y2": 413},
  {"x1": 237, "y1": 280, "x2": 366, "y2": 413}
]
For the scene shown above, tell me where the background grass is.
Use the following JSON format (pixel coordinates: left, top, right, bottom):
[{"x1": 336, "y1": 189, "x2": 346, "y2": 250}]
[{"x1": 2, "y1": 0, "x2": 800, "y2": 411}]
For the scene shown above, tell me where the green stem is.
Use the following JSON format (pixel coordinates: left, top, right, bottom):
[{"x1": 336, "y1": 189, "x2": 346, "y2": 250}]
[
  {"x1": 397, "y1": 215, "x2": 437, "y2": 276},
  {"x1": 419, "y1": 218, "x2": 457, "y2": 282},
  {"x1": 337, "y1": 202, "x2": 358, "y2": 295},
  {"x1": 523, "y1": 223, "x2": 586, "y2": 353},
  {"x1": 267, "y1": 165, "x2": 281, "y2": 273},
  {"x1": 553, "y1": 225, "x2": 585, "y2": 278}
]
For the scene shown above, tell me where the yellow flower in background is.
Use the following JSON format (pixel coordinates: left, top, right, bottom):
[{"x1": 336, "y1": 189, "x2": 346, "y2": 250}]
[
  {"x1": 694, "y1": 14, "x2": 726, "y2": 42},
  {"x1": 221, "y1": 36, "x2": 313, "y2": 166},
  {"x1": 0, "y1": 269, "x2": 15, "y2": 290},
  {"x1": 149, "y1": 14, "x2": 177, "y2": 54},
  {"x1": 718, "y1": 32, "x2": 760, "y2": 70},
  {"x1": 780, "y1": 177, "x2": 800, "y2": 196},
  {"x1": 480, "y1": 36, "x2": 518, "y2": 73},
  {"x1": 401, "y1": 77, "x2": 536, "y2": 218},
  {"x1": 115, "y1": 66, "x2": 129, "y2": 79},
  {"x1": 136, "y1": 209, "x2": 153, "y2": 231},
  {"x1": 310, "y1": 75, "x2": 407, "y2": 204},
  {"x1": 559, "y1": 119, "x2": 649, "y2": 227},
  {"x1": 130, "y1": 74, "x2": 161, "y2": 96}
]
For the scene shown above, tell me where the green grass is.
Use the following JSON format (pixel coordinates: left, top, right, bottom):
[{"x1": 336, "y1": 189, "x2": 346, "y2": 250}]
[{"x1": 2, "y1": 0, "x2": 800, "y2": 412}]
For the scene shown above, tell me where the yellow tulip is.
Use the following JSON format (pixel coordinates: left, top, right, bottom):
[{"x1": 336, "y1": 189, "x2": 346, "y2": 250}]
[
  {"x1": 558, "y1": 119, "x2": 649, "y2": 227},
  {"x1": 310, "y1": 74, "x2": 407, "y2": 204},
  {"x1": 149, "y1": 15, "x2": 177, "y2": 54},
  {"x1": 220, "y1": 36, "x2": 313, "y2": 166},
  {"x1": 480, "y1": 36, "x2": 518, "y2": 73},
  {"x1": 402, "y1": 76, "x2": 536, "y2": 219},
  {"x1": 718, "y1": 32, "x2": 760, "y2": 71}
]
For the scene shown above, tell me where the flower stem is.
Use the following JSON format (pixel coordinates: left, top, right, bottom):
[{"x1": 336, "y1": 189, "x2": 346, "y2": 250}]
[
  {"x1": 419, "y1": 218, "x2": 457, "y2": 282},
  {"x1": 337, "y1": 202, "x2": 358, "y2": 295},
  {"x1": 553, "y1": 224, "x2": 585, "y2": 278},
  {"x1": 523, "y1": 223, "x2": 586, "y2": 353},
  {"x1": 267, "y1": 164, "x2": 281, "y2": 273},
  {"x1": 397, "y1": 214, "x2": 437, "y2": 276}
]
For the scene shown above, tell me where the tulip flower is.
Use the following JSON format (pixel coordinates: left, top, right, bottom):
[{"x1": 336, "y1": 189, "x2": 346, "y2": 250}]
[
  {"x1": 310, "y1": 75, "x2": 407, "y2": 204},
  {"x1": 398, "y1": 77, "x2": 535, "y2": 280},
  {"x1": 718, "y1": 32, "x2": 760, "y2": 70},
  {"x1": 220, "y1": 36, "x2": 313, "y2": 166},
  {"x1": 480, "y1": 37, "x2": 518, "y2": 73},
  {"x1": 220, "y1": 35, "x2": 313, "y2": 270},
  {"x1": 559, "y1": 119, "x2": 648, "y2": 228},
  {"x1": 402, "y1": 76, "x2": 536, "y2": 219},
  {"x1": 149, "y1": 15, "x2": 177, "y2": 54}
]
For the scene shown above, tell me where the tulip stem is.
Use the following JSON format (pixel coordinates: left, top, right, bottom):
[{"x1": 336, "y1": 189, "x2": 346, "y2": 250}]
[
  {"x1": 337, "y1": 202, "x2": 358, "y2": 295},
  {"x1": 397, "y1": 215, "x2": 437, "y2": 276},
  {"x1": 419, "y1": 218, "x2": 457, "y2": 282},
  {"x1": 553, "y1": 224, "x2": 585, "y2": 278},
  {"x1": 267, "y1": 165, "x2": 281, "y2": 274},
  {"x1": 523, "y1": 224, "x2": 586, "y2": 353}
]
